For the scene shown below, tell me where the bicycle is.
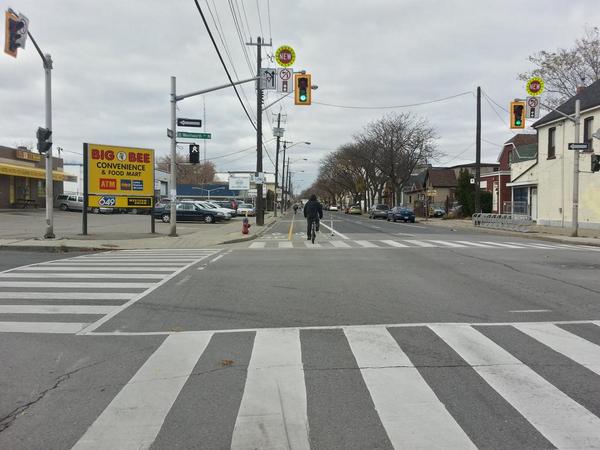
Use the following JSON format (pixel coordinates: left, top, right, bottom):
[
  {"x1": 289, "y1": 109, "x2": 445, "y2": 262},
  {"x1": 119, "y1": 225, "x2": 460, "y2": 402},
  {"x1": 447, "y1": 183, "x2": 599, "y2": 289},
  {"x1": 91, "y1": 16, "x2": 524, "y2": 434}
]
[{"x1": 310, "y1": 218, "x2": 317, "y2": 244}]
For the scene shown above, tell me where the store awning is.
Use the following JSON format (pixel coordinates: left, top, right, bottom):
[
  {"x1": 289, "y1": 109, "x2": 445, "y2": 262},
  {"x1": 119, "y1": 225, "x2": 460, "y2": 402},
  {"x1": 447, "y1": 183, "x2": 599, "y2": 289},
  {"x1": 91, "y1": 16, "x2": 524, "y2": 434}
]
[{"x1": 0, "y1": 163, "x2": 65, "y2": 181}]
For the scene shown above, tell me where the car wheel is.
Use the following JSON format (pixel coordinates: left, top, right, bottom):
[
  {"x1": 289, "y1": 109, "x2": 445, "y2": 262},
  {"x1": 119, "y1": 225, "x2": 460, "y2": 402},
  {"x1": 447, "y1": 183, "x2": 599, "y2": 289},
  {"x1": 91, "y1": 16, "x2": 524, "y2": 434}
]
[
  {"x1": 204, "y1": 215, "x2": 214, "y2": 224},
  {"x1": 59, "y1": 204, "x2": 68, "y2": 211},
  {"x1": 161, "y1": 214, "x2": 170, "y2": 223},
  {"x1": 411, "y1": 219, "x2": 416, "y2": 223},
  {"x1": 392, "y1": 217, "x2": 396, "y2": 222},
  {"x1": 387, "y1": 217, "x2": 390, "y2": 221}
]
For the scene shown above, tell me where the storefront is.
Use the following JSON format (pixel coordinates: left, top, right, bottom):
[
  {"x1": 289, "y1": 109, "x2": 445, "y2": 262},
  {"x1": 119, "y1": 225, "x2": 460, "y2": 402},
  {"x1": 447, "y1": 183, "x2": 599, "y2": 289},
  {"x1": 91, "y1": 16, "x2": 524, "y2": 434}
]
[{"x1": 0, "y1": 146, "x2": 68, "y2": 208}]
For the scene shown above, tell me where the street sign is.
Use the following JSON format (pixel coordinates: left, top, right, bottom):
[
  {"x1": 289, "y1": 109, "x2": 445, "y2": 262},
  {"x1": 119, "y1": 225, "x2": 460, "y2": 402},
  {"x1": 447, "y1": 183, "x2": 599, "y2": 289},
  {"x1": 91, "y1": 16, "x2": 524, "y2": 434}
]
[
  {"x1": 273, "y1": 127, "x2": 285, "y2": 137},
  {"x1": 260, "y1": 68, "x2": 277, "y2": 90},
  {"x1": 167, "y1": 128, "x2": 173, "y2": 138},
  {"x1": 253, "y1": 172, "x2": 266, "y2": 184},
  {"x1": 275, "y1": 45, "x2": 295, "y2": 67},
  {"x1": 568, "y1": 143, "x2": 590, "y2": 150},
  {"x1": 526, "y1": 76, "x2": 545, "y2": 96},
  {"x1": 177, "y1": 118, "x2": 202, "y2": 127},
  {"x1": 276, "y1": 68, "x2": 294, "y2": 93},
  {"x1": 177, "y1": 132, "x2": 211, "y2": 139},
  {"x1": 526, "y1": 96, "x2": 540, "y2": 119}
]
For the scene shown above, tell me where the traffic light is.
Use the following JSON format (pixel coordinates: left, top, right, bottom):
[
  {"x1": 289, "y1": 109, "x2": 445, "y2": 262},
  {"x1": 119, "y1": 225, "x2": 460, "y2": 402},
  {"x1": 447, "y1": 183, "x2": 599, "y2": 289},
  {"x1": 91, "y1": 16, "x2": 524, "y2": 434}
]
[
  {"x1": 592, "y1": 154, "x2": 600, "y2": 173},
  {"x1": 189, "y1": 144, "x2": 200, "y2": 164},
  {"x1": 4, "y1": 10, "x2": 29, "y2": 58},
  {"x1": 36, "y1": 127, "x2": 51, "y2": 153},
  {"x1": 294, "y1": 73, "x2": 311, "y2": 105},
  {"x1": 510, "y1": 101, "x2": 526, "y2": 129}
]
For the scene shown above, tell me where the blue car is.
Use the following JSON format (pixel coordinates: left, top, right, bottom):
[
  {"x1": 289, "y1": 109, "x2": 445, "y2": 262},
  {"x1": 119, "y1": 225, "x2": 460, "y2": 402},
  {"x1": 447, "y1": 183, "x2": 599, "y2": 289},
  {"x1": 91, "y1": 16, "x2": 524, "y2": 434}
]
[{"x1": 387, "y1": 206, "x2": 416, "y2": 223}]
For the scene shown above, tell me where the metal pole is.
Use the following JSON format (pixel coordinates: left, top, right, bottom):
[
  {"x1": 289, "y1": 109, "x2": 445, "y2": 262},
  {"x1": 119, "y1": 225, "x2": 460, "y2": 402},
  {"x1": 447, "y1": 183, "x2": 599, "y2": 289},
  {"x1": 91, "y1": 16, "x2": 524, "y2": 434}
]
[
  {"x1": 571, "y1": 99, "x2": 581, "y2": 237},
  {"x1": 273, "y1": 113, "x2": 281, "y2": 217},
  {"x1": 255, "y1": 37, "x2": 264, "y2": 226},
  {"x1": 82, "y1": 143, "x2": 88, "y2": 235},
  {"x1": 169, "y1": 76, "x2": 177, "y2": 236},
  {"x1": 44, "y1": 54, "x2": 55, "y2": 238},
  {"x1": 474, "y1": 86, "x2": 481, "y2": 215},
  {"x1": 281, "y1": 141, "x2": 287, "y2": 212}
]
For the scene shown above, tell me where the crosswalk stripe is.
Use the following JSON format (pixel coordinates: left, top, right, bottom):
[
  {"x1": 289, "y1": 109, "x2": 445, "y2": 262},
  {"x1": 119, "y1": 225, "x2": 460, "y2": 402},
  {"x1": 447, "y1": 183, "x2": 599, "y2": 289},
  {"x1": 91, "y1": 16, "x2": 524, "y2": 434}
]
[
  {"x1": 304, "y1": 241, "x2": 322, "y2": 248},
  {"x1": 0, "y1": 273, "x2": 164, "y2": 279},
  {"x1": 72, "y1": 333, "x2": 212, "y2": 450},
  {"x1": 344, "y1": 327, "x2": 476, "y2": 449},
  {"x1": 514, "y1": 323, "x2": 600, "y2": 376},
  {"x1": 0, "y1": 305, "x2": 114, "y2": 314},
  {"x1": 330, "y1": 240, "x2": 352, "y2": 248},
  {"x1": 504, "y1": 241, "x2": 557, "y2": 249},
  {"x1": 430, "y1": 324, "x2": 600, "y2": 449},
  {"x1": 0, "y1": 281, "x2": 152, "y2": 288},
  {"x1": 67, "y1": 258, "x2": 198, "y2": 262},
  {"x1": 454, "y1": 241, "x2": 496, "y2": 248},
  {"x1": 429, "y1": 240, "x2": 468, "y2": 248},
  {"x1": 278, "y1": 241, "x2": 293, "y2": 248},
  {"x1": 404, "y1": 239, "x2": 437, "y2": 247},
  {"x1": 17, "y1": 267, "x2": 175, "y2": 272},
  {"x1": 39, "y1": 262, "x2": 185, "y2": 267},
  {"x1": 0, "y1": 292, "x2": 135, "y2": 300},
  {"x1": 380, "y1": 240, "x2": 409, "y2": 248},
  {"x1": 231, "y1": 329, "x2": 309, "y2": 450},
  {"x1": 479, "y1": 242, "x2": 526, "y2": 248},
  {"x1": 249, "y1": 241, "x2": 266, "y2": 249},
  {"x1": 355, "y1": 240, "x2": 379, "y2": 248},
  {"x1": 0, "y1": 321, "x2": 88, "y2": 333}
]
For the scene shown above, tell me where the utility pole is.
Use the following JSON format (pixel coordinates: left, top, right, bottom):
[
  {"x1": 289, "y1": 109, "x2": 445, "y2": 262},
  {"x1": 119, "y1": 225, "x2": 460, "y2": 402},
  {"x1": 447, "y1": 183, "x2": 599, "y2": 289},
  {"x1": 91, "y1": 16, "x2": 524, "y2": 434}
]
[
  {"x1": 572, "y1": 99, "x2": 581, "y2": 237},
  {"x1": 246, "y1": 37, "x2": 272, "y2": 226},
  {"x1": 474, "y1": 86, "x2": 481, "y2": 214},
  {"x1": 169, "y1": 76, "x2": 177, "y2": 236},
  {"x1": 285, "y1": 156, "x2": 290, "y2": 206},
  {"x1": 281, "y1": 141, "x2": 288, "y2": 212},
  {"x1": 273, "y1": 112, "x2": 281, "y2": 217}
]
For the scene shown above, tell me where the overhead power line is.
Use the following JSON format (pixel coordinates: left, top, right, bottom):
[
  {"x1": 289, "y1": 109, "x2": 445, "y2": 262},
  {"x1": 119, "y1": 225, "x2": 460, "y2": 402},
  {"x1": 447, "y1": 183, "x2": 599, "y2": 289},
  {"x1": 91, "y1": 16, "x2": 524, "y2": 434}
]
[
  {"x1": 312, "y1": 91, "x2": 473, "y2": 110},
  {"x1": 192, "y1": 0, "x2": 257, "y2": 131}
]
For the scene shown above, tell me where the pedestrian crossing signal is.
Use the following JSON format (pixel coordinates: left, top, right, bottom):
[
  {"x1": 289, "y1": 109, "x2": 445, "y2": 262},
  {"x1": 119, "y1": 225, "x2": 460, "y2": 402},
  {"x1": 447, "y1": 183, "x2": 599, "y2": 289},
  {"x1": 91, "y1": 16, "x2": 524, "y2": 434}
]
[
  {"x1": 294, "y1": 73, "x2": 311, "y2": 105},
  {"x1": 189, "y1": 144, "x2": 200, "y2": 164},
  {"x1": 510, "y1": 101, "x2": 526, "y2": 129}
]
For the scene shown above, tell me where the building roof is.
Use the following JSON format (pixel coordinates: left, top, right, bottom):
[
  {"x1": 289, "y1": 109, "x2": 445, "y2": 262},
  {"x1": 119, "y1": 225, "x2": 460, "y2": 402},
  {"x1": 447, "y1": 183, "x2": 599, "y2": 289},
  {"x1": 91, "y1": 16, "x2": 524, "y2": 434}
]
[
  {"x1": 533, "y1": 79, "x2": 600, "y2": 128},
  {"x1": 402, "y1": 169, "x2": 427, "y2": 193},
  {"x1": 503, "y1": 133, "x2": 537, "y2": 147},
  {"x1": 449, "y1": 162, "x2": 499, "y2": 169},
  {"x1": 510, "y1": 143, "x2": 538, "y2": 163},
  {"x1": 428, "y1": 168, "x2": 457, "y2": 187}
]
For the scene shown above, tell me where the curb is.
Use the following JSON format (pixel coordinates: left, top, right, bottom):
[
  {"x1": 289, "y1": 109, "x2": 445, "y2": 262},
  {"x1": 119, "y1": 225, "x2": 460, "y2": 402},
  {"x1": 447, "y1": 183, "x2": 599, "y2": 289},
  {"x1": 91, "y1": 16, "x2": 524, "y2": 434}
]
[
  {"x1": 0, "y1": 244, "x2": 108, "y2": 253},
  {"x1": 218, "y1": 217, "x2": 279, "y2": 245}
]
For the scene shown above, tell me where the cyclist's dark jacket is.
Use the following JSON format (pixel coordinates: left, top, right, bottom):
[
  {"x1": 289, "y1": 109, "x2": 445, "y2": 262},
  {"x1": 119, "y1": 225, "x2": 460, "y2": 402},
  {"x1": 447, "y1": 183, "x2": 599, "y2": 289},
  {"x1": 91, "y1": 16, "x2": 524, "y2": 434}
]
[{"x1": 303, "y1": 200, "x2": 323, "y2": 220}]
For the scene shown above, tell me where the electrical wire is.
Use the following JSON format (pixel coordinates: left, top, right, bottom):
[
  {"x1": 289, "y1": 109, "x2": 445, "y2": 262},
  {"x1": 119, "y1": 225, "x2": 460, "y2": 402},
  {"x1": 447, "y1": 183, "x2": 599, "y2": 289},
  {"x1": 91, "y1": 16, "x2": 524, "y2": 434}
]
[
  {"x1": 311, "y1": 91, "x2": 473, "y2": 110},
  {"x1": 205, "y1": 138, "x2": 275, "y2": 161},
  {"x1": 266, "y1": 0, "x2": 272, "y2": 42},
  {"x1": 255, "y1": 0, "x2": 265, "y2": 40},
  {"x1": 439, "y1": 143, "x2": 476, "y2": 165},
  {"x1": 481, "y1": 90, "x2": 517, "y2": 135},
  {"x1": 193, "y1": 0, "x2": 257, "y2": 131},
  {"x1": 482, "y1": 90, "x2": 509, "y2": 113}
]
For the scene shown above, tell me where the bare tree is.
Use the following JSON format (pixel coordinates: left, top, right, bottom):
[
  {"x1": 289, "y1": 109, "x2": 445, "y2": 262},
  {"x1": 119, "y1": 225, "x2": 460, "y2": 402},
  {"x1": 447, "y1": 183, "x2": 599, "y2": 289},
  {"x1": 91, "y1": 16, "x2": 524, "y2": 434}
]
[
  {"x1": 518, "y1": 26, "x2": 600, "y2": 106},
  {"x1": 156, "y1": 153, "x2": 216, "y2": 185}
]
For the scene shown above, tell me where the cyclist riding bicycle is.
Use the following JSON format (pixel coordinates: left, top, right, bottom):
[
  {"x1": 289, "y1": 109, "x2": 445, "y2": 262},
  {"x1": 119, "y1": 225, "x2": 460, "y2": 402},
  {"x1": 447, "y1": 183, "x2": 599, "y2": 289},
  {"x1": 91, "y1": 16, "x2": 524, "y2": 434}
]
[{"x1": 303, "y1": 194, "x2": 323, "y2": 240}]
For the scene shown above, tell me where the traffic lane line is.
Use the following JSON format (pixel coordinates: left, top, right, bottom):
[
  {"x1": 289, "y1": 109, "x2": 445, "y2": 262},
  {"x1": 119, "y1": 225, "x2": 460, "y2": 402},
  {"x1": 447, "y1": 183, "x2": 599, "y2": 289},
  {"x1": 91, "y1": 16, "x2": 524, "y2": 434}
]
[
  {"x1": 319, "y1": 221, "x2": 349, "y2": 240},
  {"x1": 288, "y1": 214, "x2": 295, "y2": 240}
]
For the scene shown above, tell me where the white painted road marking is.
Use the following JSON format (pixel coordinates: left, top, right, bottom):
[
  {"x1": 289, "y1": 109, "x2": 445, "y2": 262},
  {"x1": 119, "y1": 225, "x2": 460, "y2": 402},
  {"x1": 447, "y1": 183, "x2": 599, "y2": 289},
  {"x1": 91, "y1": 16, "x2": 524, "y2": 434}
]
[
  {"x1": 0, "y1": 273, "x2": 163, "y2": 279},
  {"x1": 319, "y1": 221, "x2": 350, "y2": 240},
  {"x1": 330, "y1": 240, "x2": 352, "y2": 248},
  {"x1": 0, "y1": 322, "x2": 88, "y2": 334},
  {"x1": 72, "y1": 333, "x2": 212, "y2": 450},
  {"x1": 0, "y1": 281, "x2": 153, "y2": 289},
  {"x1": 355, "y1": 240, "x2": 379, "y2": 248},
  {"x1": 249, "y1": 241, "x2": 266, "y2": 249},
  {"x1": 0, "y1": 292, "x2": 135, "y2": 300},
  {"x1": 404, "y1": 240, "x2": 437, "y2": 248},
  {"x1": 380, "y1": 240, "x2": 409, "y2": 248},
  {"x1": 0, "y1": 305, "x2": 115, "y2": 314},
  {"x1": 345, "y1": 327, "x2": 476, "y2": 449}
]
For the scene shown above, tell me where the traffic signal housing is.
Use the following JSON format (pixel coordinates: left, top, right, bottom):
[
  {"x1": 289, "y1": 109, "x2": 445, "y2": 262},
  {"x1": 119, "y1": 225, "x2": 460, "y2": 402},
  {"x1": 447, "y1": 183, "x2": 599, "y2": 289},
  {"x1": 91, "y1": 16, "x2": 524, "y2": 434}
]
[
  {"x1": 592, "y1": 154, "x2": 600, "y2": 173},
  {"x1": 36, "y1": 127, "x2": 52, "y2": 153},
  {"x1": 294, "y1": 73, "x2": 311, "y2": 106},
  {"x1": 4, "y1": 10, "x2": 28, "y2": 58},
  {"x1": 510, "y1": 101, "x2": 526, "y2": 129},
  {"x1": 189, "y1": 144, "x2": 200, "y2": 164}
]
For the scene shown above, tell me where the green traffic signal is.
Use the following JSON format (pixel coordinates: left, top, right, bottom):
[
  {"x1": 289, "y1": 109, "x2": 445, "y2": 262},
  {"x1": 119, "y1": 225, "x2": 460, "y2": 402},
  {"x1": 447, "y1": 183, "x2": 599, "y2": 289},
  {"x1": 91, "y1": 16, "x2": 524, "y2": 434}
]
[{"x1": 300, "y1": 93, "x2": 307, "y2": 102}]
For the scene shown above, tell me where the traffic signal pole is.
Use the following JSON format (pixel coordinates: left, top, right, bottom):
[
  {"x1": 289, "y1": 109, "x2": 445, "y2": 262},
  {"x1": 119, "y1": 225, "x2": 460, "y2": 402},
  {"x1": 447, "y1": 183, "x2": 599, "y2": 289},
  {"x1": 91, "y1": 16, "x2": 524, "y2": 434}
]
[
  {"x1": 273, "y1": 112, "x2": 281, "y2": 217},
  {"x1": 474, "y1": 86, "x2": 481, "y2": 214},
  {"x1": 572, "y1": 99, "x2": 581, "y2": 237},
  {"x1": 27, "y1": 30, "x2": 55, "y2": 238}
]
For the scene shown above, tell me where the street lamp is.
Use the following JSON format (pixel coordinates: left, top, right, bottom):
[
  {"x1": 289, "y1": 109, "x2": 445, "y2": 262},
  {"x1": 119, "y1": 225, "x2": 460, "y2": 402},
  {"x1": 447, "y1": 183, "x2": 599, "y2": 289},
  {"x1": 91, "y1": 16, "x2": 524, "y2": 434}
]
[{"x1": 192, "y1": 186, "x2": 225, "y2": 200}]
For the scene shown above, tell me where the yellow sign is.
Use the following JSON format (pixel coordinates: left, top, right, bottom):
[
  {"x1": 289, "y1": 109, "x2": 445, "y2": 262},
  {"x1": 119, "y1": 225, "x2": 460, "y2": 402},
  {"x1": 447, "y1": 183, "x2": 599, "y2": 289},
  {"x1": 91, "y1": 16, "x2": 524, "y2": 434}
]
[
  {"x1": 526, "y1": 76, "x2": 545, "y2": 96},
  {"x1": 86, "y1": 144, "x2": 154, "y2": 200},
  {"x1": 275, "y1": 45, "x2": 295, "y2": 67},
  {"x1": 88, "y1": 195, "x2": 153, "y2": 208},
  {"x1": 0, "y1": 162, "x2": 65, "y2": 181}
]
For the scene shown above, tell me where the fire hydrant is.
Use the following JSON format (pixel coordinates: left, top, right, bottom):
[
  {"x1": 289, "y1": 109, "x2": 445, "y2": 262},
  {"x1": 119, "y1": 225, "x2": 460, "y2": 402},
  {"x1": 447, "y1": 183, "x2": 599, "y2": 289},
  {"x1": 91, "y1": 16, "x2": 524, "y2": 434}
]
[{"x1": 242, "y1": 217, "x2": 251, "y2": 235}]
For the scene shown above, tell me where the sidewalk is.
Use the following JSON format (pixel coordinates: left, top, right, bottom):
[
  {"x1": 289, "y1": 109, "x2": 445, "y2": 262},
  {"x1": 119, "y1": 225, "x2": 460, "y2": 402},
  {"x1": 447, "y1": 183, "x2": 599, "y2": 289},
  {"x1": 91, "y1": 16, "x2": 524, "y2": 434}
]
[
  {"x1": 0, "y1": 210, "x2": 280, "y2": 252},
  {"x1": 423, "y1": 217, "x2": 600, "y2": 247}
]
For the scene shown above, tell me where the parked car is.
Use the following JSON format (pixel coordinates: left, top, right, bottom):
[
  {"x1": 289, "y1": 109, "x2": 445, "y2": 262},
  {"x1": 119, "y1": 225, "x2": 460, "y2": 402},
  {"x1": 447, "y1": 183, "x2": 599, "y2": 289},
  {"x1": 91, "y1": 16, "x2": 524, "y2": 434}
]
[
  {"x1": 213, "y1": 199, "x2": 238, "y2": 211},
  {"x1": 348, "y1": 204, "x2": 362, "y2": 215},
  {"x1": 153, "y1": 202, "x2": 227, "y2": 223},
  {"x1": 387, "y1": 206, "x2": 416, "y2": 223},
  {"x1": 204, "y1": 201, "x2": 237, "y2": 217},
  {"x1": 237, "y1": 203, "x2": 255, "y2": 216},
  {"x1": 191, "y1": 201, "x2": 233, "y2": 220},
  {"x1": 368, "y1": 204, "x2": 389, "y2": 219},
  {"x1": 56, "y1": 194, "x2": 84, "y2": 212},
  {"x1": 329, "y1": 205, "x2": 339, "y2": 211},
  {"x1": 430, "y1": 206, "x2": 446, "y2": 218}
]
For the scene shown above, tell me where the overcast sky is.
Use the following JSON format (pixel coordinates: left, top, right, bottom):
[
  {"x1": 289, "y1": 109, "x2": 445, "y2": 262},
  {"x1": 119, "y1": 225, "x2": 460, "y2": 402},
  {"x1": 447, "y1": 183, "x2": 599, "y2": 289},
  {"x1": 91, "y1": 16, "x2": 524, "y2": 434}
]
[{"x1": 1, "y1": 0, "x2": 599, "y2": 191}]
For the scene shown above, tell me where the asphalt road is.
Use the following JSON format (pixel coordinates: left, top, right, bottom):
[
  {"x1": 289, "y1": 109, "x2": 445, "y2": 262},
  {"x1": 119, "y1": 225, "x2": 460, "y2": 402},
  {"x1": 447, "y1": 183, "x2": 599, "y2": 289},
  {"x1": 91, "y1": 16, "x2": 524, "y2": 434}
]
[{"x1": 2, "y1": 211, "x2": 600, "y2": 449}]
